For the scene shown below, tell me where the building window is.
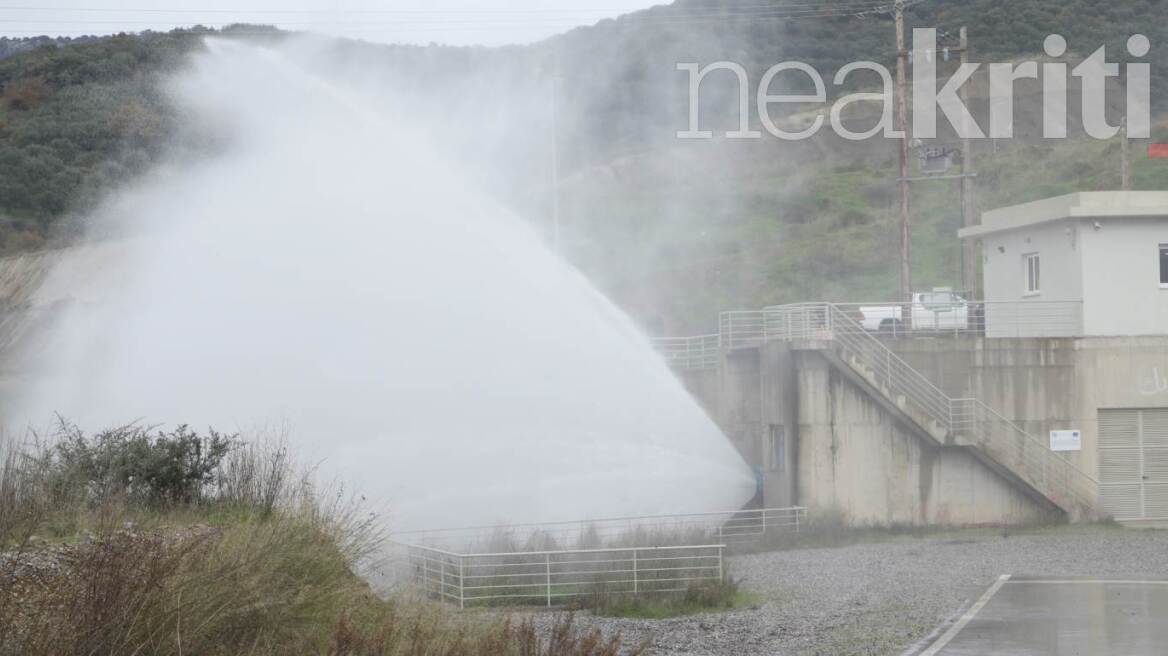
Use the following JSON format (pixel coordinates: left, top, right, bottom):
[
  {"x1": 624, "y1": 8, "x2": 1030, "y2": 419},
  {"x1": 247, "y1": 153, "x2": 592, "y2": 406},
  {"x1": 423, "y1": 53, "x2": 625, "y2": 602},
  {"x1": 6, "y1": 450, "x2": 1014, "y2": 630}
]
[
  {"x1": 768, "y1": 425, "x2": 786, "y2": 473},
  {"x1": 1024, "y1": 253, "x2": 1040, "y2": 295},
  {"x1": 1161, "y1": 244, "x2": 1168, "y2": 288}
]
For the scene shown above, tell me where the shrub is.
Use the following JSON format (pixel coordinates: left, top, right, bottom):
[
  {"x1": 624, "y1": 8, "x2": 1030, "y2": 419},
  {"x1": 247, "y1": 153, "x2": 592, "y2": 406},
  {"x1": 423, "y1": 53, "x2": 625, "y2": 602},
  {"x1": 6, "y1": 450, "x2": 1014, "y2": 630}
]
[
  {"x1": 1, "y1": 425, "x2": 650, "y2": 654},
  {"x1": 50, "y1": 422, "x2": 235, "y2": 507},
  {"x1": 0, "y1": 425, "x2": 302, "y2": 548},
  {"x1": 1, "y1": 507, "x2": 383, "y2": 655}
]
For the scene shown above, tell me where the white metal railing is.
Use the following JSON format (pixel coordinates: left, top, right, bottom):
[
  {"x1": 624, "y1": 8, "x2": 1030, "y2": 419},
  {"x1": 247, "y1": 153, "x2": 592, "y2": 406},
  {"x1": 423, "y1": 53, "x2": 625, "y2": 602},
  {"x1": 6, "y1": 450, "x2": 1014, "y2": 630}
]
[
  {"x1": 405, "y1": 543, "x2": 726, "y2": 608},
  {"x1": 391, "y1": 506, "x2": 806, "y2": 554},
  {"x1": 654, "y1": 303, "x2": 1096, "y2": 514},
  {"x1": 950, "y1": 399, "x2": 1097, "y2": 513},
  {"x1": 719, "y1": 311, "x2": 769, "y2": 350},
  {"x1": 770, "y1": 303, "x2": 954, "y2": 433},
  {"x1": 649, "y1": 302, "x2": 1097, "y2": 514},
  {"x1": 825, "y1": 300, "x2": 1083, "y2": 339},
  {"x1": 769, "y1": 304, "x2": 1097, "y2": 516},
  {"x1": 651, "y1": 300, "x2": 1085, "y2": 370},
  {"x1": 654, "y1": 334, "x2": 720, "y2": 371}
]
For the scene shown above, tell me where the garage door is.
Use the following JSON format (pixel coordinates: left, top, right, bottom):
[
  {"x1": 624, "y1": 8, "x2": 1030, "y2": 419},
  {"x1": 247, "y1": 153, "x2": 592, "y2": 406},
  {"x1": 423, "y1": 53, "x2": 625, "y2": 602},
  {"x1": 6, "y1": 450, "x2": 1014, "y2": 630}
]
[{"x1": 1099, "y1": 409, "x2": 1168, "y2": 521}]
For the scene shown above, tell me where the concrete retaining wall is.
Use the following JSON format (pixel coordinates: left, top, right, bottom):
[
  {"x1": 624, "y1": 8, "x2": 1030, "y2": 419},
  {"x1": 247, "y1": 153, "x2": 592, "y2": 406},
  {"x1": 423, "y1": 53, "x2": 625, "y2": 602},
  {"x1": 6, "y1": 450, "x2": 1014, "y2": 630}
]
[
  {"x1": 871, "y1": 336, "x2": 1168, "y2": 484},
  {"x1": 673, "y1": 335, "x2": 1168, "y2": 526},
  {"x1": 795, "y1": 349, "x2": 1053, "y2": 525}
]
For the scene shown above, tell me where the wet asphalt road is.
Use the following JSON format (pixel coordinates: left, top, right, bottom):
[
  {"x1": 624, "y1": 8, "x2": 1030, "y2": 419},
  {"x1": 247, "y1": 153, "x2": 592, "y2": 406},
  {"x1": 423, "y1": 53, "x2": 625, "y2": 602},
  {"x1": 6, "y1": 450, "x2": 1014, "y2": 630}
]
[{"x1": 925, "y1": 577, "x2": 1168, "y2": 655}]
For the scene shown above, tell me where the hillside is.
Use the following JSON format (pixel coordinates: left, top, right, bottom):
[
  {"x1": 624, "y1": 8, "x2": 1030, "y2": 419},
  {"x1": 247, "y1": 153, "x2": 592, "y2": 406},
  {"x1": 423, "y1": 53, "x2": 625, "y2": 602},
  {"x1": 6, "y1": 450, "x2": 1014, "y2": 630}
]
[
  {"x1": 0, "y1": 2, "x2": 1166, "y2": 332},
  {"x1": 565, "y1": 129, "x2": 1168, "y2": 333}
]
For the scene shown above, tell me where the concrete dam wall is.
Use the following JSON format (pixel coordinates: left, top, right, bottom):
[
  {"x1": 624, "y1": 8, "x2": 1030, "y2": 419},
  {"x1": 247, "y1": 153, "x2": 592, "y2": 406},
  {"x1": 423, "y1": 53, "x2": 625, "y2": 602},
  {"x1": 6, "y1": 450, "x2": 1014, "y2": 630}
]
[
  {"x1": 679, "y1": 333, "x2": 1168, "y2": 526},
  {"x1": 679, "y1": 341, "x2": 1057, "y2": 526}
]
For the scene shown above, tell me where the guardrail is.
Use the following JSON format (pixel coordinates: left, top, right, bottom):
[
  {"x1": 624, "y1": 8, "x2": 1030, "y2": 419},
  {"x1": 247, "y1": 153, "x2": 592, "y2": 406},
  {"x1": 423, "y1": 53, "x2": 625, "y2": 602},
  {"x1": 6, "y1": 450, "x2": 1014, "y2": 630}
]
[
  {"x1": 654, "y1": 334, "x2": 719, "y2": 371},
  {"x1": 391, "y1": 506, "x2": 806, "y2": 554},
  {"x1": 826, "y1": 300, "x2": 1083, "y2": 339},
  {"x1": 652, "y1": 301, "x2": 1084, "y2": 371},
  {"x1": 768, "y1": 303, "x2": 1098, "y2": 516},
  {"x1": 718, "y1": 311, "x2": 768, "y2": 350},
  {"x1": 405, "y1": 543, "x2": 726, "y2": 608},
  {"x1": 950, "y1": 399, "x2": 1097, "y2": 513},
  {"x1": 650, "y1": 302, "x2": 1098, "y2": 515},
  {"x1": 769, "y1": 303, "x2": 954, "y2": 434}
]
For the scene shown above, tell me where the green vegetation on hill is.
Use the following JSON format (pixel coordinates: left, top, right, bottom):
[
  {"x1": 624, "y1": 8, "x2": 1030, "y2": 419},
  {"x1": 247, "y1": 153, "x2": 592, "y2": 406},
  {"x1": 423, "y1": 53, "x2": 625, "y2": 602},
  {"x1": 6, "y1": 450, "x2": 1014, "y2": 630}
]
[
  {"x1": 563, "y1": 127, "x2": 1168, "y2": 332},
  {"x1": 0, "y1": 27, "x2": 286, "y2": 253},
  {"x1": 0, "y1": 31, "x2": 199, "y2": 251},
  {"x1": 0, "y1": 2, "x2": 1166, "y2": 330},
  {"x1": 549, "y1": 0, "x2": 1168, "y2": 164}
]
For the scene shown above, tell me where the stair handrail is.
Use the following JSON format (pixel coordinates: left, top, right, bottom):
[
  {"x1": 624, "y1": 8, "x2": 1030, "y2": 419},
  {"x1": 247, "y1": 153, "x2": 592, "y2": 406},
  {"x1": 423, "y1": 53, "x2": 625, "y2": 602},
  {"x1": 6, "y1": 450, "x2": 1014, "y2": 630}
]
[
  {"x1": 765, "y1": 303, "x2": 954, "y2": 431},
  {"x1": 765, "y1": 302, "x2": 1098, "y2": 515},
  {"x1": 961, "y1": 397, "x2": 1098, "y2": 512}
]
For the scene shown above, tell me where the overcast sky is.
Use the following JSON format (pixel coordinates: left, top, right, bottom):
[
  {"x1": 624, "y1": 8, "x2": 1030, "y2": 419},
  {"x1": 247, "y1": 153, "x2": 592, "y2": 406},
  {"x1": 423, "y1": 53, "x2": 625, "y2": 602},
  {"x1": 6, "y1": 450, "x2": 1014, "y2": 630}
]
[{"x1": 0, "y1": 1, "x2": 664, "y2": 47}]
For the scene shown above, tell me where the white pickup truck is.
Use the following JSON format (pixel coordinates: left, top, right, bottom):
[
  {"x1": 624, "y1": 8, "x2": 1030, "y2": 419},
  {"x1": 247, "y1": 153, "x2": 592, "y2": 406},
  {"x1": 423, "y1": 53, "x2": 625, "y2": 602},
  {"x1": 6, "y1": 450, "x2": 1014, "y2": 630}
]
[{"x1": 859, "y1": 289, "x2": 971, "y2": 332}]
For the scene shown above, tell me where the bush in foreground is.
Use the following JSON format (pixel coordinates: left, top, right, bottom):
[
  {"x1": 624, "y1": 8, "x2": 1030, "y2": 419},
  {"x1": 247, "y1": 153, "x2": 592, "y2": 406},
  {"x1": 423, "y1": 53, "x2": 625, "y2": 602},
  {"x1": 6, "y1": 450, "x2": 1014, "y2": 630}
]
[
  {"x1": 0, "y1": 426, "x2": 647, "y2": 656},
  {"x1": 1, "y1": 512, "x2": 642, "y2": 655}
]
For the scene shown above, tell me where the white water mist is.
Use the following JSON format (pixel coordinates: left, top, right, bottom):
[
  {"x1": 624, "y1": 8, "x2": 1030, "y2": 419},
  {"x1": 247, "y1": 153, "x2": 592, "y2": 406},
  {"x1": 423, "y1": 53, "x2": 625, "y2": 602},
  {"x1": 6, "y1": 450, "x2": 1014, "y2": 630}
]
[{"x1": 15, "y1": 38, "x2": 756, "y2": 530}]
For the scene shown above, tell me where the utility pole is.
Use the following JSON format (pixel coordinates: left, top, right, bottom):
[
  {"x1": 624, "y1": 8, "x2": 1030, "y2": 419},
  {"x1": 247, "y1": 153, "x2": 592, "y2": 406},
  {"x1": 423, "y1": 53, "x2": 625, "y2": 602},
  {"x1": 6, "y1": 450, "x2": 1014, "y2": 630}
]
[
  {"x1": 895, "y1": 0, "x2": 912, "y2": 302},
  {"x1": 959, "y1": 26, "x2": 978, "y2": 298},
  {"x1": 1121, "y1": 117, "x2": 1132, "y2": 191}
]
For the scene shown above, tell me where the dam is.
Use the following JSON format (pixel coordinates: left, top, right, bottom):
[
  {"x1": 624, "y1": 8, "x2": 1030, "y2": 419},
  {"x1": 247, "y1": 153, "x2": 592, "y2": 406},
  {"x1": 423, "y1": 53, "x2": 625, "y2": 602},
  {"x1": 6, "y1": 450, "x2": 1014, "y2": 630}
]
[{"x1": 660, "y1": 193, "x2": 1168, "y2": 526}]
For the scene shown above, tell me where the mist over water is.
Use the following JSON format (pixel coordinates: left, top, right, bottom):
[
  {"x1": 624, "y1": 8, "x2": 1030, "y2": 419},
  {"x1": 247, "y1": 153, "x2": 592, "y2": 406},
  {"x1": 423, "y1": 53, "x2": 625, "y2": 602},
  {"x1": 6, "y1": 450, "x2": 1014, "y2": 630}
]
[{"x1": 15, "y1": 38, "x2": 755, "y2": 531}]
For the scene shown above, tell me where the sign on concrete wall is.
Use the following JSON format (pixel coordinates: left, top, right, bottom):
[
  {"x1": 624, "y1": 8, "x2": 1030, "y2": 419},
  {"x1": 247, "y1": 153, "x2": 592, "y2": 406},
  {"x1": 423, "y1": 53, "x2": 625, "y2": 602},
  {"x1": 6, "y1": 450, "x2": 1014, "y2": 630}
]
[{"x1": 1050, "y1": 430, "x2": 1082, "y2": 452}]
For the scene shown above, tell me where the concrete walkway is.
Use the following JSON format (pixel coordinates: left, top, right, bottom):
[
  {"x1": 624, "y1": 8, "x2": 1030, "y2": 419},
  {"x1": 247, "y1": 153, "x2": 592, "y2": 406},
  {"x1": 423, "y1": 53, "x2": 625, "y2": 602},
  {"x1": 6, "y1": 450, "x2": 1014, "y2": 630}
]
[{"x1": 921, "y1": 577, "x2": 1168, "y2": 655}]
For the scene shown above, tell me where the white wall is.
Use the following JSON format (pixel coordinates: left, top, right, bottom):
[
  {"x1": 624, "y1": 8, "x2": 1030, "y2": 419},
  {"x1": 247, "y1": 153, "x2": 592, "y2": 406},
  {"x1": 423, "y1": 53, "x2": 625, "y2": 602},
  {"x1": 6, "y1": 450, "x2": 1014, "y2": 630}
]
[
  {"x1": 981, "y1": 219, "x2": 1083, "y2": 303},
  {"x1": 979, "y1": 220, "x2": 1085, "y2": 338},
  {"x1": 1080, "y1": 218, "x2": 1168, "y2": 336}
]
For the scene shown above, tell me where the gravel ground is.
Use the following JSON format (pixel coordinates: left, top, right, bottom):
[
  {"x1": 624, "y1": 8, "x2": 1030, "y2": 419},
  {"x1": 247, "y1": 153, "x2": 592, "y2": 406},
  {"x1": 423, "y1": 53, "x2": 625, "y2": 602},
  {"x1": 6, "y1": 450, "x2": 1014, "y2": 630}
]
[{"x1": 554, "y1": 526, "x2": 1168, "y2": 656}]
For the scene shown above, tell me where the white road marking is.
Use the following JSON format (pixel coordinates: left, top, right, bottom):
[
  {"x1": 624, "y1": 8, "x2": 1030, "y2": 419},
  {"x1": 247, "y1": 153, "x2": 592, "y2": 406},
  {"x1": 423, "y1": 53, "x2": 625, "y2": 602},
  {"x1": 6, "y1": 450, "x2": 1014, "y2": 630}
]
[
  {"x1": 1006, "y1": 579, "x2": 1168, "y2": 585},
  {"x1": 919, "y1": 574, "x2": 1011, "y2": 656}
]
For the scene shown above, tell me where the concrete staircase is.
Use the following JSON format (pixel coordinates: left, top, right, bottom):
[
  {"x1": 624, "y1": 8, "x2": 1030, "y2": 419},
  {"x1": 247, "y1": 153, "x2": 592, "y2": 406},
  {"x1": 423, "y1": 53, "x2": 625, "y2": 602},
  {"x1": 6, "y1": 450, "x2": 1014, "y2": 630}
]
[
  {"x1": 767, "y1": 303, "x2": 1098, "y2": 519},
  {"x1": 815, "y1": 345, "x2": 950, "y2": 446}
]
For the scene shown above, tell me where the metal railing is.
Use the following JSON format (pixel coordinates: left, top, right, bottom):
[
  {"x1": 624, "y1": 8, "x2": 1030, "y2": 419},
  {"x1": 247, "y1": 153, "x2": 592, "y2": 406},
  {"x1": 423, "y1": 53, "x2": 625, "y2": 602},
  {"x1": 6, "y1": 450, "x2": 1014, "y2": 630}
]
[
  {"x1": 405, "y1": 543, "x2": 726, "y2": 608},
  {"x1": 391, "y1": 506, "x2": 806, "y2": 554},
  {"x1": 768, "y1": 303, "x2": 1097, "y2": 516},
  {"x1": 651, "y1": 300, "x2": 1084, "y2": 370},
  {"x1": 654, "y1": 334, "x2": 720, "y2": 371},
  {"x1": 826, "y1": 300, "x2": 1083, "y2": 339},
  {"x1": 769, "y1": 303, "x2": 955, "y2": 435},
  {"x1": 950, "y1": 399, "x2": 1097, "y2": 513},
  {"x1": 718, "y1": 311, "x2": 769, "y2": 350},
  {"x1": 649, "y1": 302, "x2": 1098, "y2": 514}
]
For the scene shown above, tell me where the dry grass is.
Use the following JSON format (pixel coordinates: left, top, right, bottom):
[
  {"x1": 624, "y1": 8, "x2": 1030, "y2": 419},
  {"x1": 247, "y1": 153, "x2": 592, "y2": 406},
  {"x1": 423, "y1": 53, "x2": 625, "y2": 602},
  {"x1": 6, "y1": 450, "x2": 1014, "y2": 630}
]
[{"x1": 0, "y1": 428, "x2": 647, "y2": 656}]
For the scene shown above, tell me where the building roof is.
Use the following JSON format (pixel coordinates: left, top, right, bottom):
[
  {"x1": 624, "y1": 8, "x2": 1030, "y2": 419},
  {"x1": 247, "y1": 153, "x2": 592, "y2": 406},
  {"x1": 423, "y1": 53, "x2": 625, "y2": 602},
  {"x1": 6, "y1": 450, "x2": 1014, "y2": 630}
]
[{"x1": 958, "y1": 191, "x2": 1168, "y2": 239}]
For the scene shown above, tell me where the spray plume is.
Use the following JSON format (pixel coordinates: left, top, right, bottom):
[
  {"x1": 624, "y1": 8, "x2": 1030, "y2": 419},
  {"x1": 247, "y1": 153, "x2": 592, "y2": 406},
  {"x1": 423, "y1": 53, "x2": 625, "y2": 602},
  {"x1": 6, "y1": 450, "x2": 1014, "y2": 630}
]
[{"x1": 15, "y1": 38, "x2": 756, "y2": 530}]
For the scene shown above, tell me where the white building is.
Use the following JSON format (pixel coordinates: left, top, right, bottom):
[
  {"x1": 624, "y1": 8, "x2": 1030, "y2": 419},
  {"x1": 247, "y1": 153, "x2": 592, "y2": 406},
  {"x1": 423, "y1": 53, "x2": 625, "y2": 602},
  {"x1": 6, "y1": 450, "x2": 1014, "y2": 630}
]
[{"x1": 960, "y1": 191, "x2": 1168, "y2": 337}]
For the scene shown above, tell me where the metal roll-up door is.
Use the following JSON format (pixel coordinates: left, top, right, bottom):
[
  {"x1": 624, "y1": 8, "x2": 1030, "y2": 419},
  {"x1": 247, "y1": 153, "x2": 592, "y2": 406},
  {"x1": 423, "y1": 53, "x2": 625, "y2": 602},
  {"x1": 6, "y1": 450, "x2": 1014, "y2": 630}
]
[
  {"x1": 1143, "y1": 409, "x2": 1168, "y2": 519},
  {"x1": 1099, "y1": 409, "x2": 1168, "y2": 521}
]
